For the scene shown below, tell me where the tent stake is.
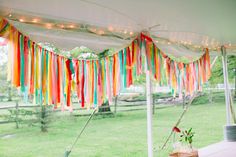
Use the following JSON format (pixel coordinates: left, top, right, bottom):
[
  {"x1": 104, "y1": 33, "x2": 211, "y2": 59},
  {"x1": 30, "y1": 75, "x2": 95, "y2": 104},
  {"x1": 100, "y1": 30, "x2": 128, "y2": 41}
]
[{"x1": 221, "y1": 46, "x2": 231, "y2": 125}]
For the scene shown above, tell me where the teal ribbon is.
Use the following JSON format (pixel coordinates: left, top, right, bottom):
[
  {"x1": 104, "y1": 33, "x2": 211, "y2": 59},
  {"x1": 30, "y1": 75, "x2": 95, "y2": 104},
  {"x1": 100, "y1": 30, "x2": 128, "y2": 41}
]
[
  {"x1": 118, "y1": 51, "x2": 123, "y2": 91},
  {"x1": 69, "y1": 59, "x2": 75, "y2": 74},
  {"x1": 151, "y1": 43, "x2": 155, "y2": 75},
  {"x1": 93, "y1": 61, "x2": 97, "y2": 106},
  {"x1": 83, "y1": 61, "x2": 87, "y2": 97},
  {"x1": 109, "y1": 57, "x2": 113, "y2": 91},
  {"x1": 45, "y1": 51, "x2": 49, "y2": 104},
  {"x1": 20, "y1": 34, "x2": 25, "y2": 92}
]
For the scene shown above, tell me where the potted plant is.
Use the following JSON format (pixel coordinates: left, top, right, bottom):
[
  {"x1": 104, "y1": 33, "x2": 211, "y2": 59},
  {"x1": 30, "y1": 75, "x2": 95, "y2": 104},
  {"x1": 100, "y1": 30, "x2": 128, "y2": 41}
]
[{"x1": 169, "y1": 127, "x2": 198, "y2": 157}]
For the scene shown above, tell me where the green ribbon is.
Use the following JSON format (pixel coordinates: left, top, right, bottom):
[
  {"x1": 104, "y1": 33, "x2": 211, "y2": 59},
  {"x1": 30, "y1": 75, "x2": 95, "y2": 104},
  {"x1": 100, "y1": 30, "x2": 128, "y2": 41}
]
[{"x1": 20, "y1": 34, "x2": 25, "y2": 92}]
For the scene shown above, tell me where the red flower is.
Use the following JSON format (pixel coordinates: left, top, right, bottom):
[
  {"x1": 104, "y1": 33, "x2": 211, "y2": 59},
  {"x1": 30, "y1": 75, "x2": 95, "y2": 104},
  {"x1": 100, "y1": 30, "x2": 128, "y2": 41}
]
[{"x1": 172, "y1": 126, "x2": 181, "y2": 133}]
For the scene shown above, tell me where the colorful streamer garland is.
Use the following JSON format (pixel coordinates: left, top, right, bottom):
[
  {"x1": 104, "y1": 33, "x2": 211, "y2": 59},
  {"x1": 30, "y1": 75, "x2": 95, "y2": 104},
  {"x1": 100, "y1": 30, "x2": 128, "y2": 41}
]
[
  {"x1": 0, "y1": 18, "x2": 143, "y2": 109},
  {"x1": 141, "y1": 33, "x2": 211, "y2": 97},
  {"x1": 0, "y1": 18, "x2": 211, "y2": 110}
]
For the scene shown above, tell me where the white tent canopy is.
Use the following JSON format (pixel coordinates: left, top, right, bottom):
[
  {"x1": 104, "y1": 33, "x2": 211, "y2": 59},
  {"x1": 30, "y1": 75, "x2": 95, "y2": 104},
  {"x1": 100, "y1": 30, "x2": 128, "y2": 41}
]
[
  {"x1": 0, "y1": 0, "x2": 236, "y2": 56},
  {"x1": 0, "y1": 1, "x2": 235, "y2": 157}
]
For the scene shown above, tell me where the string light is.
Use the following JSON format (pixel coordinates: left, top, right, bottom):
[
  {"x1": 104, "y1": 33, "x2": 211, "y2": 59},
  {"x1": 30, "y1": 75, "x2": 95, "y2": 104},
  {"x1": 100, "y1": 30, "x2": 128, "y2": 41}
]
[
  {"x1": 46, "y1": 23, "x2": 52, "y2": 29},
  {"x1": 19, "y1": 19, "x2": 24, "y2": 22},
  {"x1": 90, "y1": 28, "x2": 97, "y2": 33},
  {"x1": 98, "y1": 30, "x2": 105, "y2": 35},
  {"x1": 108, "y1": 26, "x2": 114, "y2": 31},
  {"x1": 69, "y1": 25, "x2": 75, "y2": 28},
  {"x1": 12, "y1": 16, "x2": 224, "y2": 52},
  {"x1": 32, "y1": 18, "x2": 38, "y2": 23}
]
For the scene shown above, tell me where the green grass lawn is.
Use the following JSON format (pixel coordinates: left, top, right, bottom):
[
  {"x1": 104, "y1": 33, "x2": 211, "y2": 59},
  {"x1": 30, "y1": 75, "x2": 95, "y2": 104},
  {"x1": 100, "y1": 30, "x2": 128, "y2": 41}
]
[{"x1": 0, "y1": 96, "x2": 230, "y2": 157}]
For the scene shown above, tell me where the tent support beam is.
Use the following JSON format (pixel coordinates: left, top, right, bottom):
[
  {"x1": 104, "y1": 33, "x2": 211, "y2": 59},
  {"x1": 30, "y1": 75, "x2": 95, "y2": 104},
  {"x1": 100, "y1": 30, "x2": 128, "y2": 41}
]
[
  {"x1": 146, "y1": 70, "x2": 153, "y2": 157},
  {"x1": 143, "y1": 43, "x2": 154, "y2": 157},
  {"x1": 221, "y1": 46, "x2": 231, "y2": 125}
]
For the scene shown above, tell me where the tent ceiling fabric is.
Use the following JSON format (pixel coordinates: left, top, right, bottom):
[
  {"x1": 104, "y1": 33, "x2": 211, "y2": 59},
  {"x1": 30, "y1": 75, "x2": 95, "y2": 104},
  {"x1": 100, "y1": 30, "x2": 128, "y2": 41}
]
[
  {"x1": 7, "y1": 19, "x2": 135, "y2": 53},
  {"x1": 0, "y1": 0, "x2": 236, "y2": 55}
]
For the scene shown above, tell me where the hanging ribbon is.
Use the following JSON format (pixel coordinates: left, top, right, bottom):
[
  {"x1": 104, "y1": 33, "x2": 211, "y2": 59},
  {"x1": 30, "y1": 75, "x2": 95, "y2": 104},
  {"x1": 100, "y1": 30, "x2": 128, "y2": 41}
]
[
  {"x1": 1, "y1": 17, "x2": 211, "y2": 110},
  {"x1": 141, "y1": 33, "x2": 211, "y2": 96}
]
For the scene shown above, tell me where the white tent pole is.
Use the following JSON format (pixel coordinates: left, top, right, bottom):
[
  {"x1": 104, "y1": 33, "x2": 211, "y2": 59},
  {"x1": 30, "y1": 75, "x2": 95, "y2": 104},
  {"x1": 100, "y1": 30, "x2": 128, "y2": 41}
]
[
  {"x1": 143, "y1": 43, "x2": 154, "y2": 157},
  {"x1": 221, "y1": 46, "x2": 231, "y2": 125}
]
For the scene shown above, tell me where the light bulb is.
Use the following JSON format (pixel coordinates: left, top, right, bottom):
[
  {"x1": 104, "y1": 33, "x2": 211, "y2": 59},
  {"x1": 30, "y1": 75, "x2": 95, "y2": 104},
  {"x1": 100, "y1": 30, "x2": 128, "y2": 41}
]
[
  {"x1": 108, "y1": 26, "x2": 114, "y2": 31},
  {"x1": 32, "y1": 19, "x2": 38, "y2": 23},
  {"x1": 98, "y1": 30, "x2": 104, "y2": 35},
  {"x1": 69, "y1": 25, "x2": 75, "y2": 28},
  {"x1": 46, "y1": 23, "x2": 52, "y2": 29},
  {"x1": 19, "y1": 19, "x2": 24, "y2": 22}
]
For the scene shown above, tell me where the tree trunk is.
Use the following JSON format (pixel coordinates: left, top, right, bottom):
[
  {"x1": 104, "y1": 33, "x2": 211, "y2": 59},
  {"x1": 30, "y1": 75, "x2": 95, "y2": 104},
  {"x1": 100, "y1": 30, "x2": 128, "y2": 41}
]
[
  {"x1": 40, "y1": 105, "x2": 48, "y2": 132},
  {"x1": 114, "y1": 96, "x2": 118, "y2": 114},
  {"x1": 98, "y1": 100, "x2": 111, "y2": 113},
  {"x1": 8, "y1": 86, "x2": 12, "y2": 101}
]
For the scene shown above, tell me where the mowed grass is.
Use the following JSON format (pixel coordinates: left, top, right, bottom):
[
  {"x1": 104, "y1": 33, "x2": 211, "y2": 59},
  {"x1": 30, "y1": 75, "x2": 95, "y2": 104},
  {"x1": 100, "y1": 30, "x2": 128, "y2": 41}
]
[{"x1": 0, "y1": 96, "x2": 230, "y2": 157}]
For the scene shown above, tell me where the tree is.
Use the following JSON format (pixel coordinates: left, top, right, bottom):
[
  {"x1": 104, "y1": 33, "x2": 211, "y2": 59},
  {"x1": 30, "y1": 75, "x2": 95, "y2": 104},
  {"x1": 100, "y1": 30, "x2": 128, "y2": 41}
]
[
  {"x1": 209, "y1": 55, "x2": 236, "y2": 85},
  {"x1": 0, "y1": 45, "x2": 17, "y2": 101}
]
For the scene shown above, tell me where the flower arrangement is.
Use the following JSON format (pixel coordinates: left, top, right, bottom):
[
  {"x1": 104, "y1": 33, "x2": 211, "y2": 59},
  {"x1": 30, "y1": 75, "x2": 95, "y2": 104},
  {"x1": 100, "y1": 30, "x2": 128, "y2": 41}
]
[{"x1": 169, "y1": 127, "x2": 198, "y2": 157}]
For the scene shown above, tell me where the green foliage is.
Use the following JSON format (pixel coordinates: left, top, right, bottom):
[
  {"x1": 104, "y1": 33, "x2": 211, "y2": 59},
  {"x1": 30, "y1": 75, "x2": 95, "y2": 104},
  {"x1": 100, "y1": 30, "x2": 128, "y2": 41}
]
[
  {"x1": 98, "y1": 100, "x2": 112, "y2": 114},
  {"x1": 180, "y1": 128, "x2": 195, "y2": 146},
  {"x1": 0, "y1": 46, "x2": 8, "y2": 66},
  {"x1": 36, "y1": 105, "x2": 53, "y2": 132},
  {"x1": 191, "y1": 91, "x2": 225, "y2": 105},
  {"x1": 3, "y1": 108, "x2": 37, "y2": 127},
  {"x1": 209, "y1": 55, "x2": 236, "y2": 84},
  {"x1": 0, "y1": 46, "x2": 18, "y2": 100},
  {"x1": 97, "y1": 49, "x2": 111, "y2": 59},
  {"x1": 70, "y1": 47, "x2": 98, "y2": 59},
  {"x1": 133, "y1": 73, "x2": 146, "y2": 85}
]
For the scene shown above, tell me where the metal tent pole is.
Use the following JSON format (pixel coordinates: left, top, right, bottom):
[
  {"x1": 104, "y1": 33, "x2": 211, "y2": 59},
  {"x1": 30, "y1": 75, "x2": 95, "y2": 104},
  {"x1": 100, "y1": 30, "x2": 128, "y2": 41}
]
[
  {"x1": 143, "y1": 44, "x2": 154, "y2": 157},
  {"x1": 221, "y1": 46, "x2": 231, "y2": 125}
]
